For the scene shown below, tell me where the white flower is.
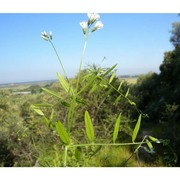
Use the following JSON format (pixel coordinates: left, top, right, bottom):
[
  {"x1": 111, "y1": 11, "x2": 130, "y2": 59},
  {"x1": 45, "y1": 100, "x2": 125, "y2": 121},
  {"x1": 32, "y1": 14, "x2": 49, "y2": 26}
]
[
  {"x1": 49, "y1": 31, "x2": 52, "y2": 40},
  {"x1": 41, "y1": 31, "x2": 48, "y2": 37},
  {"x1": 80, "y1": 21, "x2": 88, "y2": 35},
  {"x1": 92, "y1": 21, "x2": 104, "y2": 32},
  {"x1": 41, "y1": 31, "x2": 49, "y2": 41},
  {"x1": 87, "y1": 13, "x2": 100, "y2": 25}
]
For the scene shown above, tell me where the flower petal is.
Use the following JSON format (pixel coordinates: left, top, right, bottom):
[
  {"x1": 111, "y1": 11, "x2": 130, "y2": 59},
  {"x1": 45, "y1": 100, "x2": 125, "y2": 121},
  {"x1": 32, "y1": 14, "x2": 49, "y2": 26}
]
[
  {"x1": 41, "y1": 35, "x2": 48, "y2": 41},
  {"x1": 80, "y1": 21, "x2": 87, "y2": 29},
  {"x1": 92, "y1": 21, "x2": 104, "y2": 32},
  {"x1": 94, "y1": 21, "x2": 103, "y2": 29},
  {"x1": 80, "y1": 21, "x2": 88, "y2": 35},
  {"x1": 41, "y1": 31, "x2": 48, "y2": 37},
  {"x1": 87, "y1": 13, "x2": 100, "y2": 21}
]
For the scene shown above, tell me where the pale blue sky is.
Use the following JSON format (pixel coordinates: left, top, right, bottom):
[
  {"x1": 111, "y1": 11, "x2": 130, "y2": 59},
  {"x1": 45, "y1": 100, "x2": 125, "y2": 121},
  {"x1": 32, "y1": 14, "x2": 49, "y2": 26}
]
[{"x1": 0, "y1": 13, "x2": 179, "y2": 84}]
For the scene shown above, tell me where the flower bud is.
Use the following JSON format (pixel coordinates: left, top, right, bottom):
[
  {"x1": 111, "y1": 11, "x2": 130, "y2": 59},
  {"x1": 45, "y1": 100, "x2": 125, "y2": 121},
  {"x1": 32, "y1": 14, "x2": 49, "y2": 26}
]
[
  {"x1": 92, "y1": 21, "x2": 103, "y2": 32},
  {"x1": 80, "y1": 21, "x2": 88, "y2": 35},
  {"x1": 50, "y1": 31, "x2": 52, "y2": 40},
  {"x1": 41, "y1": 31, "x2": 48, "y2": 38},
  {"x1": 41, "y1": 35, "x2": 48, "y2": 41},
  {"x1": 41, "y1": 31, "x2": 49, "y2": 41},
  {"x1": 87, "y1": 13, "x2": 100, "y2": 25}
]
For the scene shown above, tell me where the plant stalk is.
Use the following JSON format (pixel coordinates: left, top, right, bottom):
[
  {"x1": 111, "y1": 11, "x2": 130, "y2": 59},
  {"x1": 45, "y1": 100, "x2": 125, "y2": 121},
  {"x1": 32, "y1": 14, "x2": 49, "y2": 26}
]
[
  {"x1": 49, "y1": 40, "x2": 68, "y2": 81},
  {"x1": 63, "y1": 146, "x2": 68, "y2": 167}
]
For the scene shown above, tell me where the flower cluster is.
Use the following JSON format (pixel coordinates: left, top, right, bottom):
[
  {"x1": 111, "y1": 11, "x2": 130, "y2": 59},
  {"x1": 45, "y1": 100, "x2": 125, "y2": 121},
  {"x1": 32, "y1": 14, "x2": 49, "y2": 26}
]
[
  {"x1": 80, "y1": 13, "x2": 103, "y2": 35},
  {"x1": 41, "y1": 14, "x2": 103, "y2": 41},
  {"x1": 41, "y1": 31, "x2": 52, "y2": 41}
]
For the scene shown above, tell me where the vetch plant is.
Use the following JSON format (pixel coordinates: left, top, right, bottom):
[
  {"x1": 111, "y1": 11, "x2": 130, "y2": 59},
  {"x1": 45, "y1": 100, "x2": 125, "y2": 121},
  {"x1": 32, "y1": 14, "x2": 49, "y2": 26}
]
[{"x1": 32, "y1": 13, "x2": 163, "y2": 167}]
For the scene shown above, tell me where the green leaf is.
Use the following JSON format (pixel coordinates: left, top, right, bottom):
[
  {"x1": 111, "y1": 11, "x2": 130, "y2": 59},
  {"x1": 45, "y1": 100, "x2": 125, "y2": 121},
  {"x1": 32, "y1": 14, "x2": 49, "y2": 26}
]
[
  {"x1": 148, "y1": 136, "x2": 161, "y2": 143},
  {"x1": 61, "y1": 101, "x2": 70, "y2": 107},
  {"x1": 57, "y1": 73, "x2": 74, "y2": 95},
  {"x1": 50, "y1": 108, "x2": 54, "y2": 121},
  {"x1": 125, "y1": 88, "x2": 130, "y2": 98},
  {"x1": 75, "y1": 98, "x2": 87, "y2": 105},
  {"x1": 89, "y1": 83, "x2": 98, "y2": 94},
  {"x1": 82, "y1": 72, "x2": 93, "y2": 81},
  {"x1": 104, "y1": 88, "x2": 113, "y2": 97},
  {"x1": 32, "y1": 104, "x2": 53, "y2": 108},
  {"x1": 42, "y1": 88, "x2": 62, "y2": 99},
  {"x1": 114, "y1": 95, "x2": 122, "y2": 105},
  {"x1": 31, "y1": 105, "x2": 53, "y2": 129},
  {"x1": 77, "y1": 74, "x2": 97, "y2": 95},
  {"x1": 102, "y1": 64, "x2": 117, "y2": 77},
  {"x1": 118, "y1": 80, "x2": 124, "y2": 91},
  {"x1": 109, "y1": 71, "x2": 116, "y2": 83},
  {"x1": 84, "y1": 111, "x2": 94, "y2": 143},
  {"x1": 132, "y1": 114, "x2": 142, "y2": 143},
  {"x1": 128, "y1": 99, "x2": 136, "y2": 106},
  {"x1": 55, "y1": 121, "x2": 70, "y2": 145},
  {"x1": 145, "y1": 139, "x2": 155, "y2": 154},
  {"x1": 146, "y1": 139, "x2": 153, "y2": 149},
  {"x1": 43, "y1": 116, "x2": 53, "y2": 129},
  {"x1": 113, "y1": 113, "x2": 122, "y2": 143},
  {"x1": 32, "y1": 107, "x2": 44, "y2": 116}
]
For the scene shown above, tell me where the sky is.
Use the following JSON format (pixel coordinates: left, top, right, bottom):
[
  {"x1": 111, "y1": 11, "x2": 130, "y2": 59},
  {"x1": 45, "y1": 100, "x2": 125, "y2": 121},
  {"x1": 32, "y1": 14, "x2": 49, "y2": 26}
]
[{"x1": 0, "y1": 13, "x2": 179, "y2": 84}]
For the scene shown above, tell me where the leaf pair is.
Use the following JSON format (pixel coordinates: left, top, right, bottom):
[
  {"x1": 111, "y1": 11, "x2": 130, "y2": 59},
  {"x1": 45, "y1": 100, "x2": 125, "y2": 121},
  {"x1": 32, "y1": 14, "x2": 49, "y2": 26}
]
[
  {"x1": 84, "y1": 110, "x2": 123, "y2": 144},
  {"x1": 31, "y1": 104, "x2": 54, "y2": 129},
  {"x1": 143, "y1": 136, "x2": 161, "y2": 154}
]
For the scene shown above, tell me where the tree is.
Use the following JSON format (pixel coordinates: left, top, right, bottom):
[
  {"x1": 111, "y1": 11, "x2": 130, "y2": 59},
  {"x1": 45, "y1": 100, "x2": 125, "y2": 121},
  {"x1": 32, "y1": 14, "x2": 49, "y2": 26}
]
[
  {"x1": 170, "y1": 15, "x2": 180, "y2": 47},
  {"x1": 131, "y1": 16, "x2": 180, "y2": 166}
]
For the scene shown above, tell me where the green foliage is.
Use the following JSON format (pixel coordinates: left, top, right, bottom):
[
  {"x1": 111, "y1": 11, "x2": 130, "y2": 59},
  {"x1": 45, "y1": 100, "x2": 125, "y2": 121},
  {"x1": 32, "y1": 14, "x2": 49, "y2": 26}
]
[
  {"x1": 41, "y1": 87, "x2": 62, "y2": 99},
  {"x1": 112, "y1": 113, "x2": 122, "y2": 143},
  {"x1": 131, "y1": 19, "x2": 180, "y2": 166},
  {"x1": 57, "y1": 73, "x2": 74, "y2": 96},
  {"x1": 1, "y1": 13, "x2": 172, "y2": 167},
  {"x1": 55, "y1": 121, "x2": 70, "y2": 145},
  {"x1": 84, "y1": 111, "x2": 95, "y2": 143},
  {"x1": 170, "y1": 21, "x2": 180, "y2": 47},
  {"x1": 132, "y1": 114, "x2": 141, "y2": 143}
]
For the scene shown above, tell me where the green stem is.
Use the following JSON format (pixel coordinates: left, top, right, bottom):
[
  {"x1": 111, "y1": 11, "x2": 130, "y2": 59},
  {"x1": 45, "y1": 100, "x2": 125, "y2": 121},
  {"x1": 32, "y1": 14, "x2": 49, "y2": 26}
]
[
  {"x1": 134, "y1": 136, "x2": 147, "y2": 153},
  {"x1": 67, "y1": 141, "x2": 147, "y2": 148},
  {"x1": 49, "y1": 40, "x2": 68, "y2": 81},
  {"x1": 63, "y1": 146, "x2": 68, "y2": 167},
  {"x1": 98, "y1": 76, "x2": 147, "y2": 117},
  {"x1": 75, "y1": 39, "x2": 88, "y2": 93},
  {"x1": 67, "y1": 35, "x2": 88, "y2": 132}
]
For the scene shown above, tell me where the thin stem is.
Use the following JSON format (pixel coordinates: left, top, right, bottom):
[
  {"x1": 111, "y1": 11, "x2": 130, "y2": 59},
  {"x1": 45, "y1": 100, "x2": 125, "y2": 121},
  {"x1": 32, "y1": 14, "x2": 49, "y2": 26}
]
[
  {"x1": 67, "y1": 141, "x2": 147, "y2": 148},
  {"x1": 49, "y1": 40, "x2": 68, "y2": 81},
  {"x1": 66, "y1": 35, "x2": 88, "y2": 132},
  {"x1": 75, "y1": 39, "x2": 88, "y2": 93},
  {"x1": 134, "y1": 135, "x2": 147, "y2": 153},
  {"x1": 120, "y1": 136, "x2": 148, "y2": 166},
  {"x1": 63, "y1": 146, "x2": 68, "y2": 167},
  {"x1": 98, "y1": 76, "x2": 147, "y2": 117}
]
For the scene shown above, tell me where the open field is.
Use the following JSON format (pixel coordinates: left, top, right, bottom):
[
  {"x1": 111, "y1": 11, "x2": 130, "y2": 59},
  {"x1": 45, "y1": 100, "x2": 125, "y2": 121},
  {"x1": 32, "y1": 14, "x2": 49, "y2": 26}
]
[
  {"x1": 120, "y1": 77, "x2": 138, "y2": 84},
  {"x1": 0, "y1": 80, "x2": 57, "y2": 90},
  {"x1": 0, "y1": 77, "x2": 138, "y2": 90}
]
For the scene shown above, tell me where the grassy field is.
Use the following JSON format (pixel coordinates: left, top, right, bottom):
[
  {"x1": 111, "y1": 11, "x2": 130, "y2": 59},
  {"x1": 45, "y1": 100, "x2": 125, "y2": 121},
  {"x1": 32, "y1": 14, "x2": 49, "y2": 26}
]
[
  {"x1": 119, "y1": 77, "x2": 138, "y2": 84},
  {"x1": 0, "y1": 80, "x2": 56, "y2": 90},
  {"x1": 0, "y1": 77, "x2": 138, "y2": 90}
]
